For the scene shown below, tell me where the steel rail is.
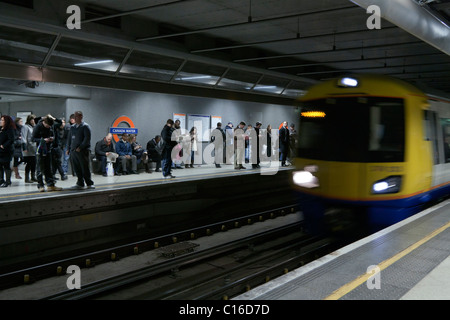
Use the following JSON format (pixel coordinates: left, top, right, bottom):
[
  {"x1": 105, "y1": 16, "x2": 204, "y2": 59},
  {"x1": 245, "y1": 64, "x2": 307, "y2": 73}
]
[
  {"x1": 0, "y1": 204, "x2": 298, "y2": 291},
  {"x1": 144, "y1": 234, "x2": 330, "y2": 300},
  {"x1": 194, "y1": 240, "x2": 334, "y2": 300},
  {"x1": 44, "y1": 220, "x2": 304, "y2": 300}
]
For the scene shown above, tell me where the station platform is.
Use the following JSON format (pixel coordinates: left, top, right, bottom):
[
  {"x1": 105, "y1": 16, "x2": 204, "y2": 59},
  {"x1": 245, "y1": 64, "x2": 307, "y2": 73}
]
[
  {"x1": 235, "y1": 199, "x2": 450, "y2": 300},
  {"x1": 0, "y1": 162, "x2": 295, "y2": 272},
  {"x1": 0, "y1": 162, "x2": 286, "y2": 202}
]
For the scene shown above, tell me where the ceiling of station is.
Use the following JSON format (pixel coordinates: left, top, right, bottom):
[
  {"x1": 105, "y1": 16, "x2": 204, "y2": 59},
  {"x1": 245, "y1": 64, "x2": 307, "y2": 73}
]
[{"x1": 0, "y1": 0, "x2": 449, "y2": 102}]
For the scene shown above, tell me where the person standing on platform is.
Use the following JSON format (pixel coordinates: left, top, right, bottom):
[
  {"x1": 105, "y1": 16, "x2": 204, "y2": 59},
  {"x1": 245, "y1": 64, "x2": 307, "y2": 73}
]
[
  {"x1": 62, "y1": 114, "x2": 75, "y2": 176},
  {"x1": 266, "y1": 124, "x2": 273, "y2": 159},
  {"x1": 22, "y1": 114, "x2": 37, "y2": 183},
  {"x1": 172, "y1": 119, "x2": 184, "y2": 169},
  {"x1": 252, "y1": 121, "x2": 262, "y2": 169},
  {"x1": 245, "y1": 124, "x2": 253, "y2": 164},
  {"x1": 187, "y1": 126, "x2": 199, "y2": 168},
  {"x1": 279, "y1": 121, "x2": 290, "y2": 167},
  {"x1": 51, "y1": 118, "x2": 68, "y2": 181},
  {"x1": 288, "y1": 123, "x2": 298, "y2": 163},
  {"x1": 67, "y1": 111, "x2": 95, "y2": 190},
  {"x1": 234, "y1": 121, "x2": 246, "y2": 170},
  {"x1": 161, "y1": 119, "x2": 178, "y2": 179},
  {"x1": 211, "y1": 122, "x2": 225, "y2": 168},
  {"x1": 32, "y1": 114, "x2": 62, "y2": 192},
  {"x1": 0, "y1": 115, "x2": 16, "y2": 188},
  {"x1": 12, "y1": 117, "x2": 24, "y2": 180},
  {"x1": 225, "y1": 122, "x2": 234, "y2": 165}
]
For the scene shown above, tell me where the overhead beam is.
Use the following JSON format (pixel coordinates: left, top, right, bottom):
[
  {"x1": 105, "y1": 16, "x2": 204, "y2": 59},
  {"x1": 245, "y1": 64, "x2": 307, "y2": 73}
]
[
  {"x1": 234, "y1": 40, "x2": 424, "y2": 63},
  {"x1": 192, "y1": 26, "x2": 399, "y2": 54},
  {"x1": 296, "y1": 61, "x2": 450, "y2": 76},
  {"x1": 269, "y1": 52, "x2": 444, "y2": 70},
  {"x1": 349, "y1": 0, "x2": 450, "y2": 55},
  {"x1": 0, "y1": 12, "x2": 316, "y2": 87},
  {"x1": 0, "y1": 61, "x2": 298, "y2": 106},
  {"x1": 191, "y1": 36, "x2": 300, "y2": 53}
]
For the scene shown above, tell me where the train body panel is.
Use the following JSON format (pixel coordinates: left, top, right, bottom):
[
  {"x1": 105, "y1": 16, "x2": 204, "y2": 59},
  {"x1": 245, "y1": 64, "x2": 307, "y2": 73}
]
[{"x1": 292, "y1": 74, "x2": 450, "y2": 231}]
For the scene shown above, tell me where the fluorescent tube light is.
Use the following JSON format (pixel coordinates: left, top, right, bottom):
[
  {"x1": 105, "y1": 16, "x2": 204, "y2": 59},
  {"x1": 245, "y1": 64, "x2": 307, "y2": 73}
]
[
  {"x1": 255, "y1": 86, "x2": 277, "y2": 90},
  {"x1": 180, "y1": 75, "x2": 212, "y2": 81},
  {"x1": 74, "y1": 60, "x2": 114, "y2": 66}
]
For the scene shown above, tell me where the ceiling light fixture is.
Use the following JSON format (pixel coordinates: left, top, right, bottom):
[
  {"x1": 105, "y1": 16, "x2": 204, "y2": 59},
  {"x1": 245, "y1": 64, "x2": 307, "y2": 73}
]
[
  {"x1": 74, "y1": 60, "x2": 114, "y2": 66},
  {"x1": 180, "y1": 75, "x2": 212, "y2": 81},
  {"x1": 254, "y1": 86, "x2": 277, "y2": 90}
]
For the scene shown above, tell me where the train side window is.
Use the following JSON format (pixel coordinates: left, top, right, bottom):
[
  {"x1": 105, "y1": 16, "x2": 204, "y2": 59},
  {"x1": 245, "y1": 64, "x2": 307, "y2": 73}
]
[
  {"x1": 424, "y1": 110, "x2": 433, "y2": 141},
  {"x1": 424, "y1": 110, "x2": 440, "y2": 165},
  {"x1": 441, "y1": 120, "x2": 450, "y2": 163}
]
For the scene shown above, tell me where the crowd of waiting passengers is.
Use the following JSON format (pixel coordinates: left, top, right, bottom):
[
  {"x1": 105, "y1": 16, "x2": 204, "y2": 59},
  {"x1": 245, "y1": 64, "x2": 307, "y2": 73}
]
[{"x1": 0, "y1": 113, "x2": 297, "y2": 188}]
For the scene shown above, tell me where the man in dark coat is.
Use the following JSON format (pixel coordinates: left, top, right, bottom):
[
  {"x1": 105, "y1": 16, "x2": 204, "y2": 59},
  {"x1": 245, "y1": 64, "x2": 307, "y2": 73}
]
[
  {"x1": 161, "y1": 119, "x2": 178, "y2": 179},
  {"x1": 32, "y1": 115, "x2": 62, "y2": 192},
  {"x1": 211, "y1": 122, "x2": 225, "y2": 168},
  {"x1": 146, "y1": 135, "x2": 163, "y2": 172},
  {"x1": 67, "y1": 111, "x2": 94, "y2": 190},
  {"x1": 252, "y1": 121, "x2": 262, "y2": 169},
  {"x1": 279, "y1": 121, "x2": 290, "y2": 167}
]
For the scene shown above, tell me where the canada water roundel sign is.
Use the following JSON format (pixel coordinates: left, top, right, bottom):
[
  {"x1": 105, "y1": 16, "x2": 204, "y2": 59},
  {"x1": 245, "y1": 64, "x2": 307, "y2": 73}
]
[{"x1": 110, "y1": 116, "x2": 138, "y2": 143}]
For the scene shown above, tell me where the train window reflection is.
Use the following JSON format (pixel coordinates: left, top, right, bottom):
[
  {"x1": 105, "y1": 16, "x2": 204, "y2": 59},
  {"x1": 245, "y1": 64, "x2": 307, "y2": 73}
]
[{"x1": 298, "y1": 97, "x2": 405, "y2": 162}]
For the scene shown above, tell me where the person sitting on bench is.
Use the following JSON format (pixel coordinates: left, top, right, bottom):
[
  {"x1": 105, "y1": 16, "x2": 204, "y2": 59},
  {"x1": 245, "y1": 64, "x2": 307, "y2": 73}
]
[
  {"x1": 146, "y1": 135, "x2": 163, "y2": 172},
  {"x1": 95, "y1": 133, "x2": 118, "y2": 176},
  {"x1": 115, "y1": 133, "x2": 138, "y2": 175}
]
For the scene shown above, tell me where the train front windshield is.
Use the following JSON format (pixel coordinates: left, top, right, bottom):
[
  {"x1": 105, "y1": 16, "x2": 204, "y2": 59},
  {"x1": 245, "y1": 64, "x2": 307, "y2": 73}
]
[{"x1": 298, "y1": 97, "x2": 405, "y2": 163}]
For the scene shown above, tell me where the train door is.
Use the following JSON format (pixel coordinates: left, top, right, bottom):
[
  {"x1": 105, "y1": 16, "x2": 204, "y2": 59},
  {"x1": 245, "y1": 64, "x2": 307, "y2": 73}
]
[
  {"x1": 424, "y1": 110, "x2": 441, "y2": 187},
  {"x1": 424, "y1": 109, "x2": 450, "y2": 187},
  {"x1": 438, "y1": 118, "x2": 450, "y2": 187}
]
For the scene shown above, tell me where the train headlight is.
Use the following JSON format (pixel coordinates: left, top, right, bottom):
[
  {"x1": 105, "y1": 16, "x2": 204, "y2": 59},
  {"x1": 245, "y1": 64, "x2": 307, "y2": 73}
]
[
  {"x1": 337, "y1": 77, "x2": 359, "y2": 88},
  {"x1": 372, "y1": 176, "x2": 402, "y2": 194},
  {"x1": 292, "y1": 170, "x2": 319, "y2": 188}
]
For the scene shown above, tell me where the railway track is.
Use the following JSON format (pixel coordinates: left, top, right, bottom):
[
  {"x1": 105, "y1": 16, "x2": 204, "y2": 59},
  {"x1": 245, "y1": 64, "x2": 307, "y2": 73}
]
[
  {"x1": 0, "y1": 205, "x2": 300, "y2": 292},
  {"x1": 44, "y1": 220, "x2": 341, "y2": 300},
  {"x1": 133, "y1": 233, "x2": 335, "y2": 300}
]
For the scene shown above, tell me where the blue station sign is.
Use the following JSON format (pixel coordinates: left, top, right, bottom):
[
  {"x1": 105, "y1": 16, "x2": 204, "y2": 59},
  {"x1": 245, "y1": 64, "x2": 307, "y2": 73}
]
[{"x1": 110, "y1": 127, "x2": 138, "y2": 135}]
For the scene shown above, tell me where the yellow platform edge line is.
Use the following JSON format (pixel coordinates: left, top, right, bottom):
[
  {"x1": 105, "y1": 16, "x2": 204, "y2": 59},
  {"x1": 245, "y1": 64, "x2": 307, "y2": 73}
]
[{"x1": 324, "y1": 220, "x2": 450, "y2": 300}]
